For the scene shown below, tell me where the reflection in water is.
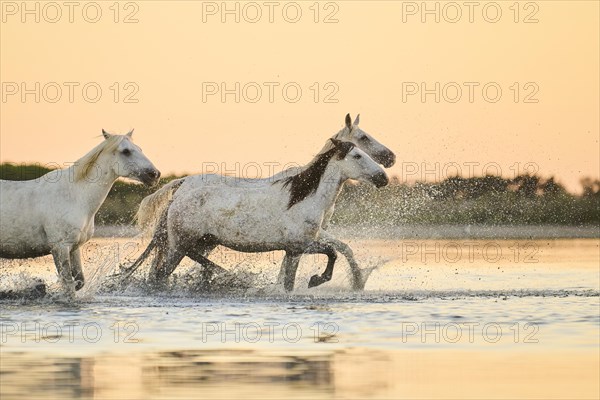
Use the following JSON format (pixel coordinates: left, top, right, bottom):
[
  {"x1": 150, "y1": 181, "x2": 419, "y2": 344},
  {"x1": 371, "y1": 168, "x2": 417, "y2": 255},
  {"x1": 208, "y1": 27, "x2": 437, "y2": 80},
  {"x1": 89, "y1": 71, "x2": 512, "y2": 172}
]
[
  {"x1": 141, "y1": 350, "x2": 333, "y2": 397},
  {"x1": 1, "y1": 356, "x2": 94, "y2": 399},
  {"x1": 1, "y1": 350, "x2": 335, "y2": 399},
  {"x1": 2, "y1": 348, "x2": 599, "y2": 399}
]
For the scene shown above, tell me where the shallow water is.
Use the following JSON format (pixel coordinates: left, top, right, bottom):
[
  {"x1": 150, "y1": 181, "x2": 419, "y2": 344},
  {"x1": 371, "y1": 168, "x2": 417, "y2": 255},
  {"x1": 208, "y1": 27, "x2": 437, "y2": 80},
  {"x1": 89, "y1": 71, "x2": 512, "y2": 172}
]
[{"x1": 1, "y1": 237, "x2": 599, "y2": 399}]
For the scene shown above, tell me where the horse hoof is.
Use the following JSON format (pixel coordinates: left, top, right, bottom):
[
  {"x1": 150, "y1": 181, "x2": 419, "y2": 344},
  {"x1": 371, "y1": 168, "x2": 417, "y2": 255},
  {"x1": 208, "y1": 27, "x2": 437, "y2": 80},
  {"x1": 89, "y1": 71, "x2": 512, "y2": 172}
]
[
  {"x1": 351, "y1": 275, "x2": 366, "y2": 290},
  {"x1": 33, "y1": 281, "x2": 47, "y2": 298},
  {"x1": 308, "y1": 275, "x2": 325, "y2": 288},
  {"x1": 351, "y1": 268, "x2": 374, "y2": 291}
]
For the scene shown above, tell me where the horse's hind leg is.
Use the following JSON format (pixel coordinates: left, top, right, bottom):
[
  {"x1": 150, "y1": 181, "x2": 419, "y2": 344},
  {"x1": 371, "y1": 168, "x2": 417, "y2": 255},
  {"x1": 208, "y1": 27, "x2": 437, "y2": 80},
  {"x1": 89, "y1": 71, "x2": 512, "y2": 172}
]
[
  {"x1": 185, "y1": 248, "x2": 227, "y2": 282},
  {"x1": 185, "y1": 244, "x2": 226, "y2": 283},
  {"x1": 148, "y1": 247, "x2": 184, "y2": 284},
  {"x1": 51, "y1": 245, "x2": 75, "y2": 295},
  {"x1": 161, "y1": 249, "x2": 186, "y2": 279},
  {"x1": 185, "y1": 238, "x2": 221, "y2": 271},
  {"x1": 70, "y1": 248, "x2": 85, "y2": 291}
]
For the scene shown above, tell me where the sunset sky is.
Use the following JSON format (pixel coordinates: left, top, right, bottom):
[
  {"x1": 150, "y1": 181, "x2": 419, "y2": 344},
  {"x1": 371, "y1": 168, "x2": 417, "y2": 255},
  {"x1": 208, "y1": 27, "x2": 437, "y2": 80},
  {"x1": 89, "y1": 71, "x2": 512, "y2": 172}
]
[{"x1": 1, "y1": 1, "x2": 598, "y2": 192}]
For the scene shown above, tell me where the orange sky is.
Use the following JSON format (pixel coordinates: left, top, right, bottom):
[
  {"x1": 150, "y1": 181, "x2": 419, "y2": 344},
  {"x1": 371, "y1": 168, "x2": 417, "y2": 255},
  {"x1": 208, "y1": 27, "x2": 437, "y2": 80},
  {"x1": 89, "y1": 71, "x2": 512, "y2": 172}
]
[{"x1": 1, "y1": 1, "x2": 598, "y2": 192}]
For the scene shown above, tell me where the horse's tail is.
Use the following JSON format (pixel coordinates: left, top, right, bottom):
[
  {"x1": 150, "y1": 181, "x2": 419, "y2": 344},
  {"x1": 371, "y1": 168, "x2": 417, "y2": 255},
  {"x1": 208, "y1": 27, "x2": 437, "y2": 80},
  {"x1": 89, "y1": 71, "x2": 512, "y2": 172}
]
[
  {"x1": 120, "y1": 205, "x2": 172, "y2": 281},
  {"x1": 136, "y1": 178, "x2": 185, "y2": 238},
  {"x1": 120, "y1": 178, "x2": 185, "y2": 280}
]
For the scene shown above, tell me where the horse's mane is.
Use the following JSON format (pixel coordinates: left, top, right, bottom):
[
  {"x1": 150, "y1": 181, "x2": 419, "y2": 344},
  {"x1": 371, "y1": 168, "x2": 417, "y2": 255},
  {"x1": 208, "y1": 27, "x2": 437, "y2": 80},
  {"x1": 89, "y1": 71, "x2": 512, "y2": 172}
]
[
  {"x1": 280, "y1": 140, "x2": 355, "y2": 209},
  {"x1": 73, "y1": 135, "x2": 126, "y2": 181}
]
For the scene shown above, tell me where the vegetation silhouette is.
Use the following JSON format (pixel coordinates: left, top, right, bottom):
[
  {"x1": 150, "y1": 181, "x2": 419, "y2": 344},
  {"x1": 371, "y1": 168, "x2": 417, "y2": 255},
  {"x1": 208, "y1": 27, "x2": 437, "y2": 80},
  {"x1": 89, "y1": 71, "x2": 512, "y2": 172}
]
[{"x1": 1, "y1": 163, "x2": 598, "y2": 226}]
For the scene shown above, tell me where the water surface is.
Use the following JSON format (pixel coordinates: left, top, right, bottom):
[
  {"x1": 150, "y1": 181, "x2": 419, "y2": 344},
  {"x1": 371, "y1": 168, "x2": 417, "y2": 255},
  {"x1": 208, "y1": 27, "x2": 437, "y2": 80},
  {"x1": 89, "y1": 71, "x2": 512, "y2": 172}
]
[{"x1": 1, "y1": 237, "x2": 598, "y2": 399}]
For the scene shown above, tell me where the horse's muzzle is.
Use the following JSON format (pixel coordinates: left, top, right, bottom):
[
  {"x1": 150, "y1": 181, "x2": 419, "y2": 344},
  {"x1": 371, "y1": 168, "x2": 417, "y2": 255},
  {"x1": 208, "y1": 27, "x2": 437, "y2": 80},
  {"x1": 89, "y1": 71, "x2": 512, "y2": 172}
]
[
  {"x1": 141, "y1": 169, "x2": 161, "y2": 186},
  {"x1": 381, "y1": 151, "x2": 396, "y2": 168},
  {"x1": 372, "y1": 172, "x2": 389, "y2": 188}
]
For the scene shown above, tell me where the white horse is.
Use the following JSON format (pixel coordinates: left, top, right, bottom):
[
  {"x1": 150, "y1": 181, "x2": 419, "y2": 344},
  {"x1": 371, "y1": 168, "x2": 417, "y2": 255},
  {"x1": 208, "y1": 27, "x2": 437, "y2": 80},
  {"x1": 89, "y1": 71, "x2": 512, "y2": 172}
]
[
  {"x1": 0, "y1": 130, "x2": 160, "y2": 296},
  {"x1": 130, "y1": 114, "x2": 395, "y2": 290},
  {"x1": 139, "y1": 139, "x2": 388, "y2": 287}
]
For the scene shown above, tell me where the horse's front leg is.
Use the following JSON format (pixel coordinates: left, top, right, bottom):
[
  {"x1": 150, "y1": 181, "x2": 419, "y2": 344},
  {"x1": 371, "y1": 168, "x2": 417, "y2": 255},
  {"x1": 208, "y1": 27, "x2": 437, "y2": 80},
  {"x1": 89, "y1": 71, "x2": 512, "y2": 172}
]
[
  {"x1": 70, "y1": 247, "x2": 85, "y2": 291},
  {"x1": 303, "y1": 242, "x2": 337, "y2": 289},
  {"x1": 318, "y1": 231, "x2": 364, "y2": 290},
  {"x1": 277, "y1": 253, "x2": 301, "y2": 292},
  {"x1": 51, "y1": 245, "x2": 76, "y2": 296}
]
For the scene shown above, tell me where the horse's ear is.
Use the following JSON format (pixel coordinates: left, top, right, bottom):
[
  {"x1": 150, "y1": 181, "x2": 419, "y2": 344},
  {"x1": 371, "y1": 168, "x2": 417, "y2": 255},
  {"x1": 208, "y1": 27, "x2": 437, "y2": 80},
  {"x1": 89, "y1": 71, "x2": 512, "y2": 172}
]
[
  {"x1": 354, "y1": 114, "x2": 360, "y2": 126},
  {"x1": 127, "y1": 129, "x2": 134, "y2": 138},
  {"x1": 345, "y1": 114, "x2": 352, "y2": 129},
  {"x1": 102, "y1": 129, "x2": 111, "y2": 139}
]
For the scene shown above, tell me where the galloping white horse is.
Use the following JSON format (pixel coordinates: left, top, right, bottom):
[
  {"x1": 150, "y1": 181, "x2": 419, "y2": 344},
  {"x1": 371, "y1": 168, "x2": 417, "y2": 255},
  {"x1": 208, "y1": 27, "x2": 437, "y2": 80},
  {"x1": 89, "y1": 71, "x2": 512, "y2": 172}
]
[
  {"x1": 131, "y1": 114, "x2": 395, "y2": 290},
  {"x1": 0, "y1": 130, "x2": 160, "y2": 295},
  {"x1": 137, "y1": 139, "x2": 388, "y2": 287}
]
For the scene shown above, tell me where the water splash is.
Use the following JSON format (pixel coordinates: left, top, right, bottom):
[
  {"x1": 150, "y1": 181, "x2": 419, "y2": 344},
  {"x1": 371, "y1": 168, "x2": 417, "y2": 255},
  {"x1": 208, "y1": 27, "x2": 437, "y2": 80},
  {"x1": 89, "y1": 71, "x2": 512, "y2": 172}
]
[{"x1": 0, "y1": 271, "x2": 46, "y2": 301}]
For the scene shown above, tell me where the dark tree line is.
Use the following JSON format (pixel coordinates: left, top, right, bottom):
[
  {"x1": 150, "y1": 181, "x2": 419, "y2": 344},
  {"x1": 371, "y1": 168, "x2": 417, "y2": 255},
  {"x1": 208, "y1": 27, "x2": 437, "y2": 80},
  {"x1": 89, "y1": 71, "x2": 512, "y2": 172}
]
[
  {"x1": 580, "y1": 177, "x2": 600, "y2": 198},
  {"x1": 416, "y1": 175, "x2": 571, "y2": 200},
  {"x1": 1, "y1": 163, "x2": 599, "y2": 226}
]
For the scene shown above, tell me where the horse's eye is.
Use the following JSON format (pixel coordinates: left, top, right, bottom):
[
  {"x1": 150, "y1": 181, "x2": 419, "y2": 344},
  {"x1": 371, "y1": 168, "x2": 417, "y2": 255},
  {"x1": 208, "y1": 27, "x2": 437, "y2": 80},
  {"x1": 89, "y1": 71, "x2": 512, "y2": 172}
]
[
  {"x1": 353, "y1": 154, "x2": 362, "y2": 159},
  {"x1": 359, "y1": 135, "x2": 369, "y2": 142},
  {"x1": 122, "y1": 149, "x2": 131, "y2": 156}
]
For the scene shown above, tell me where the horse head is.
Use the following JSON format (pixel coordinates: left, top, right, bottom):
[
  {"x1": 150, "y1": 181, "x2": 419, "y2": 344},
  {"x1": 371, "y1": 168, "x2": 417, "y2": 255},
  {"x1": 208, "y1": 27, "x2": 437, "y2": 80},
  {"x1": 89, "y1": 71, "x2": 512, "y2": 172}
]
[
  {"x1": 101, "y1": 129, "x2": 161, "y2": 186},
  {"x1": 334, "y1": 113, "x2": 396, "y2": 168}
]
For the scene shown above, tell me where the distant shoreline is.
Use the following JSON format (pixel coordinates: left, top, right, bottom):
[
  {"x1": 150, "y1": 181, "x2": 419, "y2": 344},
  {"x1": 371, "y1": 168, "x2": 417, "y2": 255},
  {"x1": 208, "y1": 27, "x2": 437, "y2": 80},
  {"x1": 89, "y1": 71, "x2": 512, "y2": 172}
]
[
  {"x1": 94, "y1": 224, "x2": 600, "y2": 240},
  {"x1": 329, "y1": 224, "x2": 600, "y2": 239}
]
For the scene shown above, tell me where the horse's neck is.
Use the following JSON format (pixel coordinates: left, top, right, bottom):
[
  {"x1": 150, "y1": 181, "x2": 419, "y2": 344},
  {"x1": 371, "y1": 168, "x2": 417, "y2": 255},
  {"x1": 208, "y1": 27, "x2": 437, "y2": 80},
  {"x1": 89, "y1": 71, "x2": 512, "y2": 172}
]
[
  {"x1": 302, "y1": 165, "x2": 345, "y2": 216},
  {"x1": 318, "y1": 128, "x2": 347, "y2": 208},
  {"x1": 307, "y1": 136, "x2": 343, "y2": 205},
  {"x1": 67, "y1": 161, "x2": 117, "y2": 216}
]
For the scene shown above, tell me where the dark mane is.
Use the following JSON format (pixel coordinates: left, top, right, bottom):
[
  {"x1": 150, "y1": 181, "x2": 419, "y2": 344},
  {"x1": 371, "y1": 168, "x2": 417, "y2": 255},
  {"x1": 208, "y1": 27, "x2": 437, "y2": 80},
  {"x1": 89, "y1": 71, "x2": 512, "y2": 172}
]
[{"x1": 280, "y1": 140, "x2": 355, "y2": 209}]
